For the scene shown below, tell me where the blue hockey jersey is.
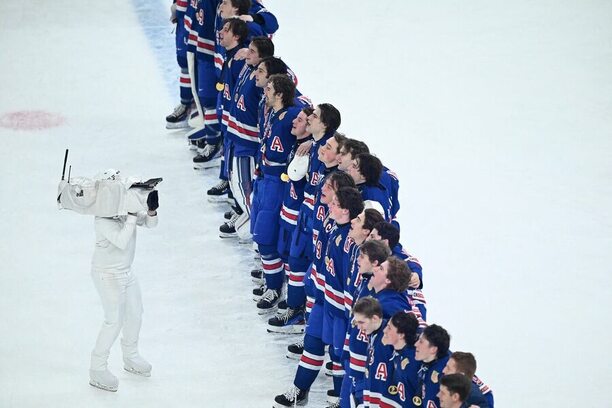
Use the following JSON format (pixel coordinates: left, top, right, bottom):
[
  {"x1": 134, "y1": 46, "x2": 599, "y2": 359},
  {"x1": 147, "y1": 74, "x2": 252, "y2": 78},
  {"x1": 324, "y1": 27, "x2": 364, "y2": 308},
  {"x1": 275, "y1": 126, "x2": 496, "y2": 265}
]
[
  {"x1": 225, "y1": 64, "x2": 262, "y2": 156},
  {"x1": 259, "y1": 106, "x2": 299, "y2": 177}
]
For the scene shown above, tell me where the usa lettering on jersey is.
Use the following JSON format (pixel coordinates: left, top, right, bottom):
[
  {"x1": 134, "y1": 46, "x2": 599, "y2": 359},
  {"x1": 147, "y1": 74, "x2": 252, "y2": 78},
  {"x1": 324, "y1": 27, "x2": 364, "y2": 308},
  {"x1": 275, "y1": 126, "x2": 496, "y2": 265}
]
[{"x1": 270, "y1": 136, "x2": 284, "y2": 152}]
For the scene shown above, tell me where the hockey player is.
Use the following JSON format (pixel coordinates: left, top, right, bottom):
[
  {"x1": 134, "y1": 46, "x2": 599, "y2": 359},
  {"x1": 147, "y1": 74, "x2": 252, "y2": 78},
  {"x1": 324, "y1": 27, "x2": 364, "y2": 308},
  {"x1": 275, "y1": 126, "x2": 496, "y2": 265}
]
[
  {"x1": 337, "y1": 138, "x2": 401, "y2": 221},
  {"x1": 338, "y1": 210, "x2": 385, "y2": 406},
  {"x1": 195, "y1": 17, "x2": 248, "y2": 172},
  {"x1": 414, "y1": 324, "x2": 452, "y2": 408},
  {"x1": 346, "y1": 153, "x2": 392, "y2": 221},
  {"x1": 351, "y1": 296, "x2": 398, "y2": 408},
  {"x1": 437, "y1": 374, "x2": 473, "y2": 408},
  {"x1": 275, "y1": 104, "x2": 341, "y2": 341},
  {"x1": 88, "y1": 182, "x2": 159, "y2": 392},
  {"x1": 370, "y1": 221, "x2": 426, "y2": 323},
  {"x1": 192, "y1": 0, "x2": 266, "y2": 165},
  {"x1": 273, "y1": 186, "x2": 362, "y2": 408},
  {"x1": 166, "y1": 0, "x2": 195, "y2": 129},
  {"x1": 442, "y1": 352, "x2": 494, "y2": 408},
  {"x1": 183, "y1": 0, "x2": 223, "y2": 149},
  {"x1": 249, "y1": 74, "x2": 300, "y2": 313},
  {"x1": 218, "y1": 36, "x2": 274, "y2": 238},
  {"x1": 382, "y1": 311, "x2": 420, "y2": 408}
]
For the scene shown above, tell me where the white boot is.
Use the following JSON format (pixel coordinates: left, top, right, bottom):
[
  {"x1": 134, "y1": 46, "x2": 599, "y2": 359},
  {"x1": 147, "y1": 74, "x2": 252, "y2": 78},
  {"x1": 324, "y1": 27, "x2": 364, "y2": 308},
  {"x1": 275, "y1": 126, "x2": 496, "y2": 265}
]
[
  {"x1": 123, "y1": 355, "x2": 152, "y2": 377},
  {"x1": 89, "y1": 369, "x2": 118, "y2": 392}
]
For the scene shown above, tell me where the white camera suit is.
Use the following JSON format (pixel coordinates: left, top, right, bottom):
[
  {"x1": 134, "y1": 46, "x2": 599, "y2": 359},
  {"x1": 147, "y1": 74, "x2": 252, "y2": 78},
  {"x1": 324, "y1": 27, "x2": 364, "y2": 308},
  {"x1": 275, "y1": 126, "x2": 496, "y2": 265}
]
[{"x1": 90, "y1": 211, "x2": 157, "y2": 371}]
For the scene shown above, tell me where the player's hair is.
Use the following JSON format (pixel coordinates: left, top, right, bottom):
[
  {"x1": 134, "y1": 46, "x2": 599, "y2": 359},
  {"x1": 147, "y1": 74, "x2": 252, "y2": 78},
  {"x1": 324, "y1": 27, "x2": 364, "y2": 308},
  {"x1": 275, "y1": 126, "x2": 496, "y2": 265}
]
[
  {"x1": 439, "y1": 374, "x2": 472, "y2": 403},
  {"x1": 268, "y1": 74, "x2": 295, "y2": 107},
  {"x1": 301, "y1": 106, "x2": 314, "y2": 117},
  {"x1": 335, "y1": 187, "x2": 364, "y2": 220},
  {"x1": 390, "y1": 311, "x2": 419, "y2": 345},
  {"x1": 450, "y1": 351, "x2": 478, "y2": 379},
  {"x1": 363, "y1": 208, "x2": 385, "y2": 233},
  {"x1": 327, "y1": 171, "x2": 355, "y2": 192},
  {"x1": 259, "y1": 56, "x2": 288, "y2": 77},
  {"x1": 353, "y1": 296, "x2": 383, "y2": 318},
  {"x1": 250, "y1": 36, "x2": 274, "y2": 59},
  {"x1": 372, "y1": 221, "x2": 400, "y2": 249},
  {"x1": 422, "y1": 324, "x2": 451, "y2": 358},
  {"x1": 229, "y1": 0, "x2": 251, "y2": 15},
  {"x1": 223, "y1": 18, "x2": 248, "y2": 44},
  {"x1": 343, "y1": 138, "x2": 370, "y2": 158},
  {"x1": 355, "y1": 153, "x2": 382, "y2": 186},
  {"x1": 384, "y1": 256, "x2": 412, "y2": 292},
  {"x1": 318, "y1": 103, "x2": 341, "y2": 134},
  {"x1": 333, "y1": 132, "x2": 347, "y2": 154},
  {"x1": 359, "y1": 240, "x2": 390, "y2": 266}
]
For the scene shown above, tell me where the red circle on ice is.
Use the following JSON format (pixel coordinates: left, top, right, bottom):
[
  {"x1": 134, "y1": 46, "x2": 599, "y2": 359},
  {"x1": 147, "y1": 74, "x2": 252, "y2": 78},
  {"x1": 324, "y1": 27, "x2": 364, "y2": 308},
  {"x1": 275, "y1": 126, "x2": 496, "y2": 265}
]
[{"x1": 0, "y1": 110, "x2": 66, "y2": 130}]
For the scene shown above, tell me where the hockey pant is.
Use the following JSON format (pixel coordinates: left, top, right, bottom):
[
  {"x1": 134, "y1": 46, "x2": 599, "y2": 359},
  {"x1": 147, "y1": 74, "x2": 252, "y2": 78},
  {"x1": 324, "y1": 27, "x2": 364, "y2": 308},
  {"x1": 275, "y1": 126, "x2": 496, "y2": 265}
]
[
  {"x1": 229, "y1": 153, "x2": 254, "y2": 240},
  {"x1": 90, "y1": 267, "x2": 143, "y2": 371}
]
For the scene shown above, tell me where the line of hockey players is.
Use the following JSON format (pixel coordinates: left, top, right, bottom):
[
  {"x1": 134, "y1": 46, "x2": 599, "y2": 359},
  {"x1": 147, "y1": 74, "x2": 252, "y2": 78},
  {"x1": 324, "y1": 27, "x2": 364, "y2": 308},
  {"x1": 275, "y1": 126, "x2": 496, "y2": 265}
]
[{"x1": 167, "y1": 1, "x2": 495, "y2": 407}]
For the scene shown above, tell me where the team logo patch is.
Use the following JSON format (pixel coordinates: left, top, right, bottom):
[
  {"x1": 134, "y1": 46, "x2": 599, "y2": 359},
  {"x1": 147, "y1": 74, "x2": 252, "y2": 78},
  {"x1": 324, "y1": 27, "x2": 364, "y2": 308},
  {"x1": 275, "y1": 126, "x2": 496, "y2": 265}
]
[
  {"x1": 401, "y1": 357, "x2": 409, "y2": 369},
  {"x1": 196, "y1": 9, "x2": 204, "y2": 25},
  {"x1": 279, "y1": 111, "x2": 286, "y2": 120},
  {"x1": 388, "y1": 385, "x2": 398, "y2": 395},
  {"x1": 431, "y1": 370, "x2": 439, "y2": 383},
  {"x1": 412, "y1": 396, "x2": 422, "y2": 406},
  {"x1": 335, "y1": 234, "x2": 342, "y2": 246}
]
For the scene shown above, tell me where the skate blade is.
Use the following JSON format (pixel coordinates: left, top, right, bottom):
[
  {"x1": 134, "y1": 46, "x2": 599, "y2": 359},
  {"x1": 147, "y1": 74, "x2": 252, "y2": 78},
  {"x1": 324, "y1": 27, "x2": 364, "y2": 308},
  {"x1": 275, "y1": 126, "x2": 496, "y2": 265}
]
[
  {"x1": 124, "y1": 366, "x2": 151, "y2": 377},
  {"x1": 89, "y1": 380, "x2": 118, "y2": 392},
  {"x1": 267, "y1": 325, "x2": 305, "y2": 334},
  {"x1": 193, "y1": 160, "x2": 221, "y2": 170},
  {"x1": 166, "y1": 120, "x2": 190, "y2": 130},
  {"x1": 257, "y1": 306, "x2": 278, "y2": 315},
  {"x1": 207, "y1": 195, "x2": 229, "y2": 203},
  {"x1": 219, "y1": 233, "x2": 238, "y2": 239}
]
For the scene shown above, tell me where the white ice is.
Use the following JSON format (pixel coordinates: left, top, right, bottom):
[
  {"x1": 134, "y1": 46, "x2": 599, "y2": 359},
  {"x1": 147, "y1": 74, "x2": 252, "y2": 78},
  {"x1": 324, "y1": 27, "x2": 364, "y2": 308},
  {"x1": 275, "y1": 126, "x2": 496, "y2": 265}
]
[{"x1": 1, "y1": 0, "x2": 611, "y2": 407}]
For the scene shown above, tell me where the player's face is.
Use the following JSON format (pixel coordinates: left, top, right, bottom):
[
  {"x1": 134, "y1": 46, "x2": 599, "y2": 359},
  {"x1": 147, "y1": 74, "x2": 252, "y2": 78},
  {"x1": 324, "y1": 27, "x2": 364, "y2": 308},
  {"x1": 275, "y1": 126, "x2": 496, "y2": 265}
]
[
  {"x1": 307, "y1": 107, "x2": 325, "y2": 135},
  {"x1": 318, "y1": 138, "x2": 339, "y2": 165},
  {"x1": 368, "y1": 228, "x2": 382, "y2": 242},
  {"x1": 442, "y1": 358, "x2": 458, "y2": 376},
  {"x1": 320, "y1": 179, "x2": 336, "y2": 205},
  {"x1": 346, "y1": 159, "x2": 363, "y2": 183},
  {"x1": 246, "y1": 43, "x2": 261, "y2": 66},
  {"x1": 219, "y1": 0, "x2": 237, "y2": 18},
  {"x1": 255, "y1": 63, "x2": 269, "y2": 88},
  {"x1": 328, "y1": 195, "x2": 345, "y2": 221},
  {"x1": 370, "y1": 260, "x2": 390, "y2": 290},
  {"x1": 382, "y1": 320, "x2": 403, "y2": 347},
  {"x1": 349, "y1": 211, "x2": 369, "y2": 244},
  {"x1": 353, "y1": 312, "x2": 378, "y2": 335},
  {"x1": 337, "y1": 147, "x2": 353, "y2": 171},
  {"x1": 357, "y1": 252, "x2": 374, "y2": 275},
  {"x1": 414, "y1": 333, "x2": 437, "y2": 362},
  {"x1": 291, "y1": 111, "x2": 309, "y2": 137},
  {"x1": 219, "y1": 23, "x2": 236, "y2": 48},
  {"x1": 437, "y1": 385, "x2": 455, "y2": 408},
  {"x1": 264, "y1": 82, "x2": 277, "y2": 108}
]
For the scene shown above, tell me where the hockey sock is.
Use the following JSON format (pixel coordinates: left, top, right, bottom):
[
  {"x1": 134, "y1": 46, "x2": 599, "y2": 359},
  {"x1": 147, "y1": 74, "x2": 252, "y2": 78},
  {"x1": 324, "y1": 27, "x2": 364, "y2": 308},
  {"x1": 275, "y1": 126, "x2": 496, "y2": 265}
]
[
  {"x1": 260, "y1": 246, "x2": 284, "y2": 291},
  {"x1": 294, "y1": 334, "x2": 325, "y2": 391}
]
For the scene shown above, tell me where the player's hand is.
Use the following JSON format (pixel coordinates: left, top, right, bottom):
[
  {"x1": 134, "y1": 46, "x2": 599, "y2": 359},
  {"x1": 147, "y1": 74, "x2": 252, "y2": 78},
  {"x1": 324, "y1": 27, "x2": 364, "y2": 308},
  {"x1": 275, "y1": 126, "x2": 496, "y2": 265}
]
[
  {"x1": 238, "y1": 14, "x2": 254, "y2": 22},
  {"x1": 170, "y1": 3, "x2": 177, "y2": 23},
  {"x1": 296, "y1": 140, "x2": 313, "y2": 156},
  {"x1": 234, "y1": 48, "x2": 249, "y2": 60},
  {"x1": 147, "y1": 190, "x2": 159, "y2": 211},
  {"x1": 409, "y1": 273, "x2": 421, "y2": 288}
]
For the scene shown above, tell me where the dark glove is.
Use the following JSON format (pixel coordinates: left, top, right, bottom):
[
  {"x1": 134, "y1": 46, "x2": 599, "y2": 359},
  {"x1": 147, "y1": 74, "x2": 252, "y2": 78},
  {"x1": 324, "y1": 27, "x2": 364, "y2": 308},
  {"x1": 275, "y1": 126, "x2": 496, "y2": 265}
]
[{"x1": 147, "y1": 190, "x2": 159, "y2": 211}]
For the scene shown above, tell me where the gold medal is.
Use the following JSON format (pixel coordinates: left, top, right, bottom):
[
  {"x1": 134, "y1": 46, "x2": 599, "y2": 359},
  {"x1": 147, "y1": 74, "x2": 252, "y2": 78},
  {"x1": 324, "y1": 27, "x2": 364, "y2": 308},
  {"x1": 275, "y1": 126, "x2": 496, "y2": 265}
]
[
  {"x1": 388, "y1": 385, "x2": 398, "y2": 395},
  {"x1": 216, "y1": 82, "x2": 224, "y2": 91}
]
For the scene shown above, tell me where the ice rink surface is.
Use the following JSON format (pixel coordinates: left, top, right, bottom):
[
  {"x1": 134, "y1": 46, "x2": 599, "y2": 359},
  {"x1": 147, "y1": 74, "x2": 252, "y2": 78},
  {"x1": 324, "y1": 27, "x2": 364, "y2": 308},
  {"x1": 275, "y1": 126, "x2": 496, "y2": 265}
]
[{"x1": 1, "y1": 0, "x2": 611, "y2": 406}]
